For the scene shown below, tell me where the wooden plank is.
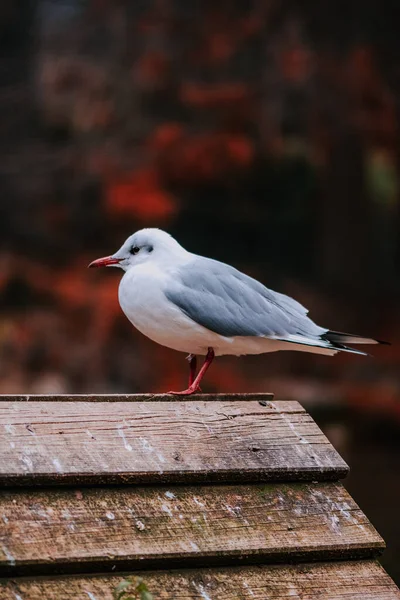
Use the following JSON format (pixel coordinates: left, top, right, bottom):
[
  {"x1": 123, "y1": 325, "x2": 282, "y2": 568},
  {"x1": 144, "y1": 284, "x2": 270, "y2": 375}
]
[
  {"x1": 0, "y1": 482, "x2": 384, "y2": 576},
  {"x1": 0, "y1": 393, "x2": 277, "y2": 403},
  {"x1": 2, "y1": 561, "x2": 399, "y2": 600},
  {"x1": 0, "y1": 399, "x2": 348, "y2": 485}
]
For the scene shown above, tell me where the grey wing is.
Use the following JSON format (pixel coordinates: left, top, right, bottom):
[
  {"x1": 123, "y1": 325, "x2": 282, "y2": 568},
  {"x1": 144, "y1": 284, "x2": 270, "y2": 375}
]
[{"x1": 164, "y1": 257, "x2": 326, "y2": 340}]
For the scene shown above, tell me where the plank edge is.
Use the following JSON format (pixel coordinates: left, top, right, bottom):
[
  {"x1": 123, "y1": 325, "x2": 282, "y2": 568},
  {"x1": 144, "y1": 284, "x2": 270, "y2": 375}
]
[
  {"x1": 0, "y1": 544, "x2": 386, "y2": 578},
  {"x1": 0, "y1": 393, "x2": 286, "y2": 404}
]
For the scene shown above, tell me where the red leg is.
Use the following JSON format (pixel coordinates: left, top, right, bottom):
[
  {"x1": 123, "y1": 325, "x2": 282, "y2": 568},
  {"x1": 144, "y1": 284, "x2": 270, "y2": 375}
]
[
  {"x1": 187, "y1": 354, "x2": 197, "y2": 386},
  {"x1": 168, "y1": 348, "x2": 215, "y2": 395}
]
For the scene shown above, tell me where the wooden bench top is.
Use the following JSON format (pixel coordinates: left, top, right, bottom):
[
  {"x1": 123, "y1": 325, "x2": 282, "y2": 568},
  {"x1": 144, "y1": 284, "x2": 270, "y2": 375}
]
[
  {"x1": 1, "y1": 561, "x2": 399, "y2": 600},
  {"x1": 0, "y1": 396, "x2": 348, "y2": 485},
  {"x1": 0, "y1": 394, "x2": 398, "y2": 598},
  {"x1": 0, "y1": 481, "x2": 383, "y2": 576}
]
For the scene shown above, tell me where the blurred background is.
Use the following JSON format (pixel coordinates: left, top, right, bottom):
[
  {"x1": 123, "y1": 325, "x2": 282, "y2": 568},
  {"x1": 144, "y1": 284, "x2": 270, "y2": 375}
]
[{"x1": 0, "y1": 0, "x2": 399, "y2": 583}]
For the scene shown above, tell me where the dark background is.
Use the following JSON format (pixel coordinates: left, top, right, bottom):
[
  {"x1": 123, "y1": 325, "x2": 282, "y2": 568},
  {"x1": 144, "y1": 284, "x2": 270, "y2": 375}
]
[{"x1": 0, "y1": 0, "x2": 399, "y2": 583}]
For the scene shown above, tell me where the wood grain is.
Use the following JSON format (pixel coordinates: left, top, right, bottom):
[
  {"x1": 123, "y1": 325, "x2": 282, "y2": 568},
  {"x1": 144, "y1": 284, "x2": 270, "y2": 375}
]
[
  {"x1": 1, "y1": 561, "x2": 399, "y2": 600},
  {"x1": 0, "y1": 393, "x2": 276, "y2": 403},
  {"x1": 0, "y1": 482, "x2": 383, "y2": 576},
  {"x1": 0, "y1": 399, "x2": 348, "y2": 485}
]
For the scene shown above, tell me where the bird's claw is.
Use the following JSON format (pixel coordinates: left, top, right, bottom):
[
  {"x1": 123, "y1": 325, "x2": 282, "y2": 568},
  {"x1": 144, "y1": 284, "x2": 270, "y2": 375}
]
[{"x1": 168, "y1": 385, "x2": 202, "y2": 396}]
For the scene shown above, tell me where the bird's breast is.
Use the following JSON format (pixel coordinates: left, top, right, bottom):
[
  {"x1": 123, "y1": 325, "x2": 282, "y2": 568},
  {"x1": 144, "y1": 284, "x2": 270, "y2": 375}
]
[
  {"x1": 117, "y1": 267, "x2": 212, "y2": 353},
  {"x1": 118, "y1": 268, "x2": 166, "y2": 330}
]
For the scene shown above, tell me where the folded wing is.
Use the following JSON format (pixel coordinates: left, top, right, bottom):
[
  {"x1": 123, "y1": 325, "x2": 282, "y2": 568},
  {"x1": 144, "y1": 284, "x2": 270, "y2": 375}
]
[{"x1": 165, "y1": 257, "x2": 326, "y2": 341}]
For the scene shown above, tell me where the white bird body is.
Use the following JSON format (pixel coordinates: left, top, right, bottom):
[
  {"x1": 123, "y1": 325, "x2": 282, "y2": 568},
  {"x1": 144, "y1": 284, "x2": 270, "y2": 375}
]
[
  {"x1": 117, "y1": 258, "x2": 216, "y2": 355},
  {"x1": 118, "y1": 256, "x2": 326, "y2": 357},
  {"x1": 89, "y1": 228, "x2": 385, "y2": 394}
]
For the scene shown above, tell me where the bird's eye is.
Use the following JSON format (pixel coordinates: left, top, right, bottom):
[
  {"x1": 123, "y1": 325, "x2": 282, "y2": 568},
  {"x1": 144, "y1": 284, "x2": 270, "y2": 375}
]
[{"x1": 130, "y1": 246, "x2": 140, "y2": 255}]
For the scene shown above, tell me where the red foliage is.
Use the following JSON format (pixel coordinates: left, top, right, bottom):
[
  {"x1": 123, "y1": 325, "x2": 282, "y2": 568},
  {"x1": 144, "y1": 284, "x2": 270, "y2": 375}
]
[
  {"x1": 147, "y1": 123, "x2": 185, "y2": 152},
  {"x1": 280, "y1": 47, "x2": 313, "y2": 83},
  {"x1": 157, "y1": 132, "x2": 254, "y2": 184},
  {"x1": 106, "y1": 168, "x2": 177, "y2": 222},
  {"x1": 180, "y1": 82, "x2": 251, "y2": 110},
  {"x1": 134, "y1": 52, "x2": 170, "y2": 89}
]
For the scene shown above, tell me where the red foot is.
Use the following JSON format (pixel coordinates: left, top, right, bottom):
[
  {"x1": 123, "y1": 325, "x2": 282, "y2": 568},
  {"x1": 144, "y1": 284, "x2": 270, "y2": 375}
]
[
  {"x1": 168, "y1": 348, "x2": 214, "y2": 396},
  {"x1": 168, "y1": 385, "x2": 202, "y2": 396},
  {"x1": 187, "y1": 354, "x2": 197, "y2": 387}
]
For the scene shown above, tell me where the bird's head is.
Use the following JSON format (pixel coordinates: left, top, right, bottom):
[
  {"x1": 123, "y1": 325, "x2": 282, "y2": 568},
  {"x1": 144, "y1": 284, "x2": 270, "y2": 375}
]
[{"x1": 88, "y1": 228, "x2": 187, "y2": 272}]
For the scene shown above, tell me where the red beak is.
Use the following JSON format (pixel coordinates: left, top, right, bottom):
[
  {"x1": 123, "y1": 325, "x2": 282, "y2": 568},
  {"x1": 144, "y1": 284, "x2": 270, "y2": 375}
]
[{"x1": 88, "y1": 256, "x2": 122, "y2": 268}]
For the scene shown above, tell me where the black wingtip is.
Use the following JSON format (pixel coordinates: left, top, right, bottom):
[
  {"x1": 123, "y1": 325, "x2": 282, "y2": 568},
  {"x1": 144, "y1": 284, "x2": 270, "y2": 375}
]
[{"x1": 323, "y1": 330, "x2": 390, "y2": 346}]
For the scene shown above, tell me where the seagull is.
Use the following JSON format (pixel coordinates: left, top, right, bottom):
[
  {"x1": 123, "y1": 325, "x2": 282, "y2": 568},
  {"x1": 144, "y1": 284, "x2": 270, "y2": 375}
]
[{"x1": 89, "y1": 228, "x2": 386, "y2": 395}]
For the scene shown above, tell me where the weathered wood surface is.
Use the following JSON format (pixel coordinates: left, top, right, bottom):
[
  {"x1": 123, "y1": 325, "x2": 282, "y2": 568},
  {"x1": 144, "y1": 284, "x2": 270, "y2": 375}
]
[
  {"x1": 0, "y1": 482, "x2": 383, "y2": 576},
  {"x1": 0, "y1": 393, "x2": 276, "y2": 402},
  {"x1": 1, "y1": 561, "x2": 399, "y2": 600},
  {"x1": 0, "y1": 399, "x2": 348, "y2": 485}
]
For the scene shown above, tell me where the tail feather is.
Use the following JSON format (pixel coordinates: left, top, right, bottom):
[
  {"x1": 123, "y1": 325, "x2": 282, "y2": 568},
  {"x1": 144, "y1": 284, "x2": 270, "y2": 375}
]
[
  {"x1": 323, "y1": 330, "x2": 389, "y2": 346},
  {"x1": 272, "y1": 334, "x2": 368, "y2": 355},
  {"x1": 271, "y1": 330, "x2": 388, "y2": 357}
]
